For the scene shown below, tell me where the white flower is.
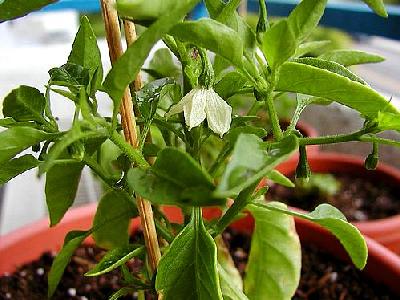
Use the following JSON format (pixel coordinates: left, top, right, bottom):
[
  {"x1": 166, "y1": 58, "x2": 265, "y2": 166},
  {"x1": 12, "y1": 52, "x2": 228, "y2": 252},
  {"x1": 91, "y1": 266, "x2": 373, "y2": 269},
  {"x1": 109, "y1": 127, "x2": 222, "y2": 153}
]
[{"x1": 166, "y1": 88, "x2": 232, "y2": 137}]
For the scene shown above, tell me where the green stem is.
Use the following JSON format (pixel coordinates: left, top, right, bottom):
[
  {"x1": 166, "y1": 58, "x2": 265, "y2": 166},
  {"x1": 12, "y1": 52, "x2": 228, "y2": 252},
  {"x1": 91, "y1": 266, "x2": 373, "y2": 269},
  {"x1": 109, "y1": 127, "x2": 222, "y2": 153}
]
[
  {"x1": 299, "y1": 128, "x2": 369, "y2": 146},
  {"x1": 82, "y1": 155, "x2": 117, "y2": 187},
  {"x1": 255, "y1": 74, "x2": 283, "y2": 140},
  {"x1": 209, "y1": 144, "x2": 231, "y2": 176},
  {"x1": 213, "y1": 183, "x2": 258, "y2": 236},
  {"x1": 110, "y1": 131, "x2": 149, "y2": 169},
  {"x1": 360, "y1": 135, "x2": 400, "y2": 147},
  {"x1": 154, "y1": 219, "x2": 174, "y2": 244}
]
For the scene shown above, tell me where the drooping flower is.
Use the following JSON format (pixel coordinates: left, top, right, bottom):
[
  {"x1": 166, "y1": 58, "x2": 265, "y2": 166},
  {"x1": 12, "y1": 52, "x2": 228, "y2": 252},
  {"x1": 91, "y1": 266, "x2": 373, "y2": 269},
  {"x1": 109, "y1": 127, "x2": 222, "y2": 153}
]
[{"x1": 166, "y1": 88, "x2": 232, "y2": 137}]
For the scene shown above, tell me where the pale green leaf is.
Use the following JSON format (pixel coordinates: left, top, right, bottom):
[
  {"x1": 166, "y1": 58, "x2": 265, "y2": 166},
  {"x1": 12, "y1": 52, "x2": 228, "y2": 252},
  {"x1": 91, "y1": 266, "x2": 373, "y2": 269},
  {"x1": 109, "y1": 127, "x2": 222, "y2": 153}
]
[
  {"x1": 156, "y1": 209, "x2": 223, "y2": 300},
  {"x1": 219, "y1": 265, "x2": 248, "y2": 300},
  {"x1": 375, "y1": 111, "x2": 400, "y2": 132},
  {"x1": 362, "y1": 0, "x2": 387, "y2": 17},
  {"x1": 245, "y1": 203, "x2": 301, "y2": 300},
  {"x1": 276, "y1": 61, "x2": 399, "y2": 118},
  {"x1": 217, "y1": 134, "x2": 298, "y2": 198},
  {"x1": 214, "y1": 71, "x2": 249, "y2": 99},
  {"x1": 216, "y1": 236, "x2": 243, "y2": 292},
  {"x1": 287, "y1": 0, "x2": 327, "y2": 41},
  {"x1": 171, "y1": 19, "x2": 244, "y2": 68},
  {"x1": 319, "y1": 50, "x2": 385, "y2": 66},
  {"x1": 294, "y1": 57, "x2": 366, "y2": 85},
  {"x1": 262, "y1": 20, "x2": 296, "y2": 69},
  {"x1": 295, "y1": 40, "x2": 331, "y2": 57},
  {"x1": 258, "y1": 202, "x2": 368, "y2": 269},
  {"x1": 117, "y1": 0, "x2": 175, "y2": 20},
  {"x1": 267, "y1": 170, "x2": 295, "y2": 188}
]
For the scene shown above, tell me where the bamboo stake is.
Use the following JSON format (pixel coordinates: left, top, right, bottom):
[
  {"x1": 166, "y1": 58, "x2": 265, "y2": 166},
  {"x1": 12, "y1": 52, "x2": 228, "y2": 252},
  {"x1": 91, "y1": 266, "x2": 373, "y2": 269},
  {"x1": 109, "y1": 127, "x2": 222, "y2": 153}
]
[
  {"x1": 100, "y1": 0, "x2": 161, "y2": 272},
  {"x1": 239, "y1": 0, "x2": 248, "y2": 17}
]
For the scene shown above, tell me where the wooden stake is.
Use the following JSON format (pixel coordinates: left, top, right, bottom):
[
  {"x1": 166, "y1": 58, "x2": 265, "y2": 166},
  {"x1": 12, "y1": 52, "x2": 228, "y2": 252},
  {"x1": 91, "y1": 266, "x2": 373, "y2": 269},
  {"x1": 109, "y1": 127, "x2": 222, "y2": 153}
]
[
  {"x1": 239, "y1": 0, "x2": 248, "y2": 17},
  {"x1": 100, "y1": 0, "x2": 161, "y2": 272}
]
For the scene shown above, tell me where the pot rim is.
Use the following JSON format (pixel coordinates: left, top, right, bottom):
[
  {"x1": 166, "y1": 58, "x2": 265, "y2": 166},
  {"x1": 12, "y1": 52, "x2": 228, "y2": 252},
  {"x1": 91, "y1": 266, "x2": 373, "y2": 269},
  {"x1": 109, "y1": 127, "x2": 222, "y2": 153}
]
[{"x1": 277, "y1": 151, "x2": 400, "y2": 226}]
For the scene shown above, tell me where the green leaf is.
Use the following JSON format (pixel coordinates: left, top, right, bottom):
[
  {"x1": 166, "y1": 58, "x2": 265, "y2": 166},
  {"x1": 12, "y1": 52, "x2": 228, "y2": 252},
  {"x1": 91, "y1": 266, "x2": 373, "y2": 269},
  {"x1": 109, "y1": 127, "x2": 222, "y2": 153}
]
[
  {"x1": 85, "y1": 245, "x2": 145, "y2": 276},
  {"x1": 156, "y1": 209, "x2": 223, "y2": 300},
  {"x1": 45, "y1": 161, "x2": 84, "y2": 226},
  {"x1": 152, "y1": 148, "x2": 214, "y2": 189},
  {"x1": 68, "y1": 16, "x2": 103, "y2": 93},
  {"x1": 0, "y1": 0, "x2": 57, "y2": 22},
  {"x1": 0, "y1": 155, "x2": 39, "y2": 185},
  {"x1": 214, "y1": 71, "x2": 249, "y2": 99},
  {"x1": 48, "y1": 230, "x2": 91, "y2": 298},
  {"x1": 93, "y1": 190, "x2": 137, "y2": 249},
  {"x1": 224, "y1": 126, "x2": 267, "y2": 145},
  {"x1": 293, "y1": 57, "x2": 366, "y2": 85},
  {"x1": 245, "y1": 203, "x2": 301, "y2": 300},
  {"x1": 49, "y1": 63, "x2": 90, "y2": 90},
  {"x1": 0, "y1": 127, "x2": 51, "y2": 164},
  {"x1": 295, "y1": 40, "x2": 331, "y2": 57},
  {"x1": 3, "y1": 86, "x2": 47, "y2": 124},
  {"x1": 103, "y1": 0, "x2": 200, "y2": 107},
  {"x1": 375, "y1": 111, "x2": 400, "y2": 132},
  {"x1": 117, "y1": 0, "x2": 175, "y2": 20},
  {"x1": 261, "y1": 20, "x2": 296, "y2": 69},
  {"x1": 362, "y1": 0, "x2": 387, "y2": 17},
  {"x1": 215, "y1": 235, "x2": 243, "y2": 299},
  {"x1": 127, "y1": 148, "x2": 223, "y2": 206},
  {"x1": 219, "y1": 265, "x2": 249, "y2": 300},
  {"x1": 287, "y1": 0, "x2": 327, "y2": 41},
  {"x1": 216, "y1": 134, "x2": 298, "y2": 198},
  {"x1": 318, "y1": 50, "x2": 385, "y2": 66},
  {"x1": 171, "y1": 19, "x2": 244, "y2": 68},
  {"x1": 205, "y1": 0, "x2": 256, "y2": 53},
  {"x1": 40, "y1": 126, "x2": 107, "y2": 174},
  {"x1": 109, "y1": 287, "x2": 136, "y2": 300},
  {"x1": 258, "y1": 202, "x2": 368, "y2": 269},
  {"x1": 276, "y1": 61, "x2": 399, "y2": 119},
  {"x1": 144, "y1": 48, "x2": 180, "y2": 80},
  {"x1": 267, "y1": 170, "x2": 295, "y2": 188}
]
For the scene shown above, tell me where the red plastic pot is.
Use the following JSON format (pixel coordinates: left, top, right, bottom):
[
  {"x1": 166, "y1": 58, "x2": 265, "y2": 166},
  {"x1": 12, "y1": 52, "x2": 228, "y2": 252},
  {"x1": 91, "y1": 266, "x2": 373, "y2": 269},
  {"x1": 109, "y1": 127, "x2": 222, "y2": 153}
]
[
  {"x1": 1, "y1": 204, "x2": 398, "y2": 296},
  {"x1": 276, "y1": 152, "x2": 400, "y2": 254}
]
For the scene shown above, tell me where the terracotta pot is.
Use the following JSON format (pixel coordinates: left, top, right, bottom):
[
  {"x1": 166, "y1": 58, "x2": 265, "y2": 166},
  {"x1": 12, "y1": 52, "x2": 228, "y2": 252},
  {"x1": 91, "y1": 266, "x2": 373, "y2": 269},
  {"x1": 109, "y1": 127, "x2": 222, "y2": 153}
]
[
  {"x1": 276, "y1": 152, "x2": 400, "y2": 254},
  {"x1": 1, "y1": 204, "x2": 399, "y2": 296}
]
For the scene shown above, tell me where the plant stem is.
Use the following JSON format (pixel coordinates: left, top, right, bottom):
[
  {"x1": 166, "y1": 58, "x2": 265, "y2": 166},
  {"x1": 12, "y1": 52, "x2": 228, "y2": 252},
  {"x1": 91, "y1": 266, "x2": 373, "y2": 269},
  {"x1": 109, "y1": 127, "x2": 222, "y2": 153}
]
[
  {"x1": 100, "y1": 0, "x2": 161, "y2": 274},
  {"x1": 82, "y1": 155, "x2": 116, "y2": 187},
  {"x1": 213, "y1": 183, "x2": 258, "y2": 236},
  {"x1": 110, "y1": 131, "x2": 149, "y2": 168},
  {"x1": 255, "y1": 74, "x2": 283, "y2": 140},
  {"x1": 209, "y1": 144, "x2": 231, "y2": 176},
  {"x1": 299, "y1": 128, "x2": 369, "y2": 146}
]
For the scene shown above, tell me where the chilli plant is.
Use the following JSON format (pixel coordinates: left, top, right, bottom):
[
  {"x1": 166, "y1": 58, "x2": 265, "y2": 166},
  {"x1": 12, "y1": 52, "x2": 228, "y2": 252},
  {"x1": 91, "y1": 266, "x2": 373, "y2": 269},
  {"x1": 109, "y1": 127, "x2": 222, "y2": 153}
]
[{"x1": 0, "y1": 0, "x2": 399, "y2": 299}]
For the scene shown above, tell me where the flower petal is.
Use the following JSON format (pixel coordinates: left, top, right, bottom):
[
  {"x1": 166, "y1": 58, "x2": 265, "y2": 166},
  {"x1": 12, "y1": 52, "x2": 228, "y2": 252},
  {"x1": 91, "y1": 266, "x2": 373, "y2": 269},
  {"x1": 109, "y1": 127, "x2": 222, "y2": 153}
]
[
  {"x1": 205, "y1": 89, "x2": 232, "y2": 137},
  {"x1": 165, "y1": 89, "x2": 195, "y2": 118},
  {"x1": 183, "y1": 88, "x2": 207, "y2": 129}
]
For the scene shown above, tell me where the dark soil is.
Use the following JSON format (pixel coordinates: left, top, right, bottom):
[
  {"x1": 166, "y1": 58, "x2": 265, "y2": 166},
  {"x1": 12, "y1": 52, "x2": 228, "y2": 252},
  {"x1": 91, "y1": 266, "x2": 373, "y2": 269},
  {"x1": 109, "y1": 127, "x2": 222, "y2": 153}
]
[
  {"x1": 267, "y1": 173, "x2": 400, "y2": 221},
  {"x1": 222, "y1": 228, "x2": 397, "y2": 300},
  {"x1": 0, "y1": 231, "x2": 155, "y2": 300},
  {"x1": 1, "y1": 227, "x2": 398, "y2": 299}
]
